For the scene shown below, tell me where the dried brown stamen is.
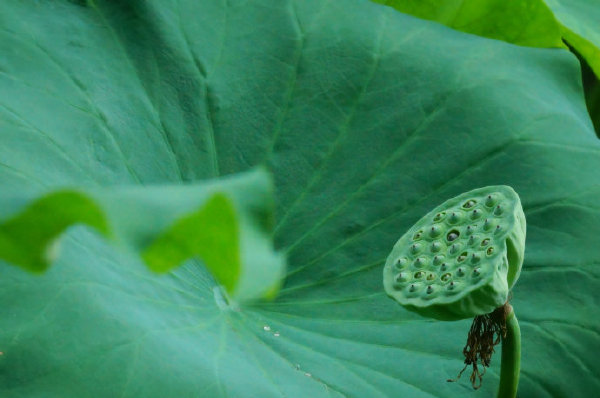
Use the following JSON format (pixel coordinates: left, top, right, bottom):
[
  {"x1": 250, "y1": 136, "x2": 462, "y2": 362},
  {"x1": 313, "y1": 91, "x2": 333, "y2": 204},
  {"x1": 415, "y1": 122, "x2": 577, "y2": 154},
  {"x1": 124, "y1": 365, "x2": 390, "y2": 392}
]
[{"x1": 447, "y1": 302, "x2": 510, "y2": 389}]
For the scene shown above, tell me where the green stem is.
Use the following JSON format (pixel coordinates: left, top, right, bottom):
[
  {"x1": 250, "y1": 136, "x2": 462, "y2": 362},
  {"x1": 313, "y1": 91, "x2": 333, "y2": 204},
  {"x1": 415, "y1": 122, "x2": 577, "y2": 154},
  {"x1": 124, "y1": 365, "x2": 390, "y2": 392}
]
[{"x1": 497, "y1": 305, "x2": 520, "y2": 398}]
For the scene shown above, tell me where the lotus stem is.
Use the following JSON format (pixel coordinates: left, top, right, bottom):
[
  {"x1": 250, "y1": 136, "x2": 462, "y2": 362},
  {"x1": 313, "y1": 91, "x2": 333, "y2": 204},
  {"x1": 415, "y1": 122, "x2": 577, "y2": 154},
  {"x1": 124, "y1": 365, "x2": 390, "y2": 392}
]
[{"x1": 497, "y1": 304, "x2": 520, "y2": 398}]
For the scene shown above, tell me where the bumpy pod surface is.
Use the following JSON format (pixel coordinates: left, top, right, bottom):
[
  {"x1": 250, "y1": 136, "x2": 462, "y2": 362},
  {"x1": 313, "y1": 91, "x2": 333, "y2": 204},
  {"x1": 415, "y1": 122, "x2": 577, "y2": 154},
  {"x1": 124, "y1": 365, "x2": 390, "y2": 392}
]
[{"x1": 383, "y1": 186, "x2": 525, "y2": 320}]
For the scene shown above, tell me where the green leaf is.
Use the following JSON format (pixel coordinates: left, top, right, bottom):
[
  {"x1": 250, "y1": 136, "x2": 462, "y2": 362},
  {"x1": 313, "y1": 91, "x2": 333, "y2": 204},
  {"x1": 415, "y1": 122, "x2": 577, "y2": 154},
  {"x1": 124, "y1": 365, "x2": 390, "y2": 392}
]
[
  {"x1": 373, "y1": 0, "x2": 565, "y2": 48},
  {"x1": 1, "y1": 0, "x2": 599, "y2": 397},
  {"x1": 373, "y1": 0, "x2": 600, "y2": 81},
  {"x1": 0, "y1": 169, "x2": 284, "y2": 301},
  {"x1": 544, "y1": 0, "x2": 600, "y2": 77}
]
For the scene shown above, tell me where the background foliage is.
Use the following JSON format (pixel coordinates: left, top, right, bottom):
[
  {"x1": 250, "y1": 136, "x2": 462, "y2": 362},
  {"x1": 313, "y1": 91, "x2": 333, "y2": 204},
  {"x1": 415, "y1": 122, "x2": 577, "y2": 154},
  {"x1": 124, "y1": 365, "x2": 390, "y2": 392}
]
[{"x1": 1, "y1": 0, "x2": 599, "y2": 397}]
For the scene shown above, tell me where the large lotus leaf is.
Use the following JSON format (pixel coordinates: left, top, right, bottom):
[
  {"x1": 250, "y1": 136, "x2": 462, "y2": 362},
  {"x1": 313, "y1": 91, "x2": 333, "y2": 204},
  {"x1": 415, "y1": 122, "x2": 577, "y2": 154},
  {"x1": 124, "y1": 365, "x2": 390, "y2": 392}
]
[{"x1": 1, "y1": 0, "x2": 599, "y2": 397}]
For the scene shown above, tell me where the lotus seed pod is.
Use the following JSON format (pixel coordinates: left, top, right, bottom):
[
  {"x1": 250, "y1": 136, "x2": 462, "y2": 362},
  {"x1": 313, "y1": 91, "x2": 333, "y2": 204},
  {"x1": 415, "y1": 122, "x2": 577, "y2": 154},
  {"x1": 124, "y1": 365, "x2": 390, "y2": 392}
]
[{"x1": 383, "y1": 186, "x2": 526, "y2": 321}]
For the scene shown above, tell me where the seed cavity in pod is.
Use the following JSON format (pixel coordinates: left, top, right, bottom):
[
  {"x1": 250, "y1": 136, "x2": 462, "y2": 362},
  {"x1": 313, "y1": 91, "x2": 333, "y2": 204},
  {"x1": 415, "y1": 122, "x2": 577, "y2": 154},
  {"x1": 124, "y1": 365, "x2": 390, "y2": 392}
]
[
  {"x1": 441, "y1": 273, "x2": 452, "y2": 282},
  {"x1": 429, "y1": 225, "x2": 442, "y2": 238},
  {"x1": 471, "y1": 253, "x2": 481, "y2": 264},
  {"x1": 485, "y1": 194, "x2": 496, "y2": 207},
  {"x1": 470, "y1": 209, "x2": 482, "y2": 220},
  {"x1": 433, "y1": 212, "x2": 446, "y2": 222},
  {"x1": 449, "y1": 243, "x2": 461, "y2": 254},
  {"x1": 395, "y1": 257, "x2": 408, "y2": 269},
  {"x1": 486, "y1": 246, "x2": 495, "y2": 256},
  {"x1": 448, "y1": 212, "x2": 461, "y2": 224},
  {"x1": 481, "y1": 238, "x2": 490, "y2": 246},
  {"x1": 446, "y1": 229, "x2": 460, "y2": 242},
  {"x1": 433, "y1": 255, "x2": 444, "y2": 265},
  {"x1": 411, "y1": 243, "x2": 422, "y2": 254},
  {"x1": 462, "y1": 199, "x2": 476, "y2": 209},
  {"x1": 414, "y1": 271, "x2": 425, "y2": 279},
  {"x1": 426, "y1": 272, "x2": 436, "y2": 281},
  {"x1": 431, "y1": 241, "x2": 442, "y2": 252},
  {"x1": 413, "y1": 257, "x2": 427, "y2": 268},
  {"x1": 483, "y1": 218, "x2": 492, "y2": 231},
  {"x1": 413, "y1": 230, "x2": 423, "y2": 240},
  {"x1": 494, "y1": 205, "x2": 503, "y2": 216},
  {"x1": 426, "y1": 285, "x2": 434, "y2": 294},
  {"x1": 457, "y1": 252, "x2": 468, "y2": 262}
]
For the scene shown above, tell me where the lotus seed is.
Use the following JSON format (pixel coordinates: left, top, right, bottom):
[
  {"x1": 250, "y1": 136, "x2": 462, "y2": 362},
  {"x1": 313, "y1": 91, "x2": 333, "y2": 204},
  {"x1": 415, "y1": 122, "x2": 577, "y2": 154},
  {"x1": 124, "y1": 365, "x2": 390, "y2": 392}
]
[
  {"x1": 485, "y1": 194, "x2": 495, "y2": 207},
  {"x1": 471, "y1": 253, "x2": 480, "y2": 264},
  {"x1": 395, "y1": 272, "x2": 407, "y2": 282},
  {"x1": 447, "y1": 230, "x2": 459, "y2": 242},
  {"x1": 433, "y1": 212, "x2": 446, "y2": 222},
  {"x1": 433, "y1": 255, "x2": 444, "y2": 265},
  {"x1": 494, "y1": 225, "x2": 502, "y2": 234},
  {"x1": 431, "y1": 241, "x2": 442, "y2": 252},
  {"x1": 468, "y1": 235, "x2": 477, "y2": 246},
  {"x1": 414, "y1": 271, "x2": 425, "y2": 279},
  {"x1": 396, "y1": 258, "x2": 408, "y2": 269},
  {"x1": 473, "y1": 268, "x2": 481, "y2": 276},
  {"x1": 448, "y1": 281, "x2": 456, "y2": 290},
  {"x1": 426, "y1": 285, "x2": 434, "y2": 294},
  {"x1": 449, "y1": 243, "x2": 461, "y2": 254},
  {"x1": 413, "y1": 257, "x2": 426, "y2": 268},
  {"x1": 426, "y1": 272, "x2": 436, "y2": 281},
  {"x1": 481, "y1": 238, "x2": 490, "y2": 246},
  {"x1": 486, "y1": 247, "x2": 494, "y2": 256},
  {"x1": 471, "y1": 209, "x2": 481, "y2": 220},
  {"x1": 457, "y1": 252, "x2": 467, "y2": 262},
  {"x1": 466, "y1": 225, "x2": 476, "y2": 235},
  {"x1": 411, "y1": 243, "x2": 422, "y2": 254},
  {"x1": 494, "y1": 205, "x2": 503, "y2": 216},
  {"x1": 430, "y1": 225, "x2": 442, "y2": 238},
  {"x1": 457, "y1": 267, "x2": 465, "y2": 276},
  {"x1": 441, "y1": 273, "x2": 451, "y2": 282},
  {"x1": 440, "y1": 262, "x2": 448, "y2": 271},
  {"x1": 413, "y1": 231, "x2": 423, "y2": 240},
  {"x1": 449, "y1": 212, "x2": 461, "y2": 224},
  {"x1": 409, "y1": 284, "x2": 416, "y2": 292},
  {"x1": 483, "y1": 218, "x2": 492, "y2": 231}
]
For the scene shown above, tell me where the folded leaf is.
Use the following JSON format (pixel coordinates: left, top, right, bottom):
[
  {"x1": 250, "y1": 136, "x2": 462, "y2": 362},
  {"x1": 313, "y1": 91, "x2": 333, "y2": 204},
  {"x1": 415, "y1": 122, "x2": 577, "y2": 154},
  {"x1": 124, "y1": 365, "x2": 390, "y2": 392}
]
[{"x1": 0, "y1": 169, "x2": 284, "y2": 301}]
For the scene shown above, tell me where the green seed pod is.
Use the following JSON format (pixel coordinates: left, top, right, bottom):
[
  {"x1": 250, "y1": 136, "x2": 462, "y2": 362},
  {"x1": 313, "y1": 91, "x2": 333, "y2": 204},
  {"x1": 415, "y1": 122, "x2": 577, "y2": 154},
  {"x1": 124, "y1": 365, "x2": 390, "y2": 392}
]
[{"x1": 383, "y1": 186, "x2": 526, "y2": 320}]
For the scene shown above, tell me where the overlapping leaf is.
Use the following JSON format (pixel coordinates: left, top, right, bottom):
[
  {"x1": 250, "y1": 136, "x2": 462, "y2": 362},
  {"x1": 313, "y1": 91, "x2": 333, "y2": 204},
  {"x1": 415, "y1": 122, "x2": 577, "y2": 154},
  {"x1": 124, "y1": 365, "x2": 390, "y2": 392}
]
[
  {"x1": 373, "y1": 0, "x2": 565, "y2": 48},
  {"x1": 1, "y1": 0, "x2": 599, "y2": 397},
  {"x1": 375, "y1": 0, "x2": 600, "y2": 79}
]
